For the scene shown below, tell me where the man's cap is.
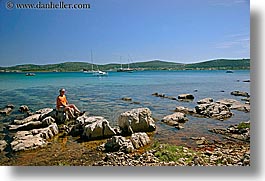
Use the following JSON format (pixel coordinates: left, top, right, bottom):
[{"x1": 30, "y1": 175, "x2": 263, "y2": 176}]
[{"x1": 59, "y1": 88, "x2": 66, "y2": 92}]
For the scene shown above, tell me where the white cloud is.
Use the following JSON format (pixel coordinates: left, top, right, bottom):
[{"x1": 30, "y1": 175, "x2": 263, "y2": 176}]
[
  {"x1": 210, "y1": 0, "x2": 249, "y2": 6},
  {"x1": 215, "y1": 33, "x2": 250, "y2": 49}
]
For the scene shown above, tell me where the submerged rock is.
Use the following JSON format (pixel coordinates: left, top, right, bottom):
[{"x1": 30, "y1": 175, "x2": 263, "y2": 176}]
[{"x1": 118, "y1": 108, "x2": 156, "y2": 134}]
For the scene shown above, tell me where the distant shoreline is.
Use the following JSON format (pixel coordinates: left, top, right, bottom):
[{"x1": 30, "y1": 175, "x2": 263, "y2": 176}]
[
  {"x1": 0, "y1": 59, "x2": 250, "y2": 72},
  {"x1": 0, "y1": 68, "x2": 250, "y2": 73}
]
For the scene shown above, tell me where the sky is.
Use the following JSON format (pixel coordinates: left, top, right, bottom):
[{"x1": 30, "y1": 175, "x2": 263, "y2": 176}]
[{"x1": 0, "y1": 0, "x2": 250, "y2": 66}]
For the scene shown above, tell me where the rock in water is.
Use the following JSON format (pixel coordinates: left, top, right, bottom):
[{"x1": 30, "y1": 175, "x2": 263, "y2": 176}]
[
  {"x1": 209, "y1": 121, "x2": 250, "y2": 142},
  {"x1": 216, "y1": 99, "x2": 250, "y2": 112},
  {"x1": 118, "y1": 108, "x2": 156, "y2": 134},
  {"x1": 178, "y1": 94, "x2": 194, "y2": 100},
  {"x1": 175, "y1": 106, "x2": 195, "y2": 114},
  {"x1": 231, "y1": 91, "x2": 250, "y2": 97},
  {"x1": 195, "y1": 103, "x2": 233, "y2": 120},
  {"x1": 162, "y1": 112, "x2": 188, "y2": 127},
  {"x1": 0, "y1": 104, "x2": 14, "y2": 115},
  {"x1": 19, "y1": 105, "x2": 30, "y2": 113},
  {"x1": 121, "y1": 97, "x2": 132, "y2": 101},
  {"x1": 197, "y1": 98, "x2": 214, "y2": 104},
  {"x1": 82, "y1": 116, "x2": 116, "y2": 140}
]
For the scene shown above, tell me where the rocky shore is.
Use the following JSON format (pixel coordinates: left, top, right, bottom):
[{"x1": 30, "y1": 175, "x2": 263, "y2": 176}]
[
  {"x1": 0, "y1": 90, "x2": 250, "y2": 166},
  {"x1": 93, "y1": 140, "x2": 250, "y2": 166}
]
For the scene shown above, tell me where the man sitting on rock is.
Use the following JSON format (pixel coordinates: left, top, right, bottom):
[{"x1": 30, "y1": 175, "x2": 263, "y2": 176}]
[{"x1": 56, "y1": 88, "x2": 85, "y2": 119}]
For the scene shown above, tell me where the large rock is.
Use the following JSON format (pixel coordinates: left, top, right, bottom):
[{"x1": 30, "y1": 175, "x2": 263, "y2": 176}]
[
  {"x1": 11, "y1": 132, "x2": 46, "y2": 152},
  {"x1": 118, "y1": 108, "x2": 156, "y2": 134},
  {"x1": 35, "y1": 108, "x2": 54, "y2": 114},
  {"x1": 9, "y1": 116, "x2": 55, "y2": 131},
  {"x1": 31, "y1": 122, "x2": 59, "y2": 139},
  {"x1": 231, "y1": 91, "x2": 250, "y2": 97},
  {"x1": 82, "y1": 116, "x2": 116, "y2": 140},
  {"x1": 0, "y1": 140, "x2": 7, "y2": 152},
  {"x1": 195, "y1": 103, "x2": 233, "y2": 120},
  {"x1": 13, "y1": 114, "x2": 41, "y2": 125},
  {"x1": 35, "y1": 108, "x2": 68, "y2": 124},
  {"x1": 104, "y1": 136, "x2": 134, "y2": 153},
  {"x1": 104, "y1": 132, "x2": 150, "y2": 153},
  {"x1": 69, "y1": 114, "x2": 91, "y2": 136},
  {"x1": 216, "y1": 99, "x2": 250, "y2": 112},
  {"x1": 37, "y1": 108, "x2": 56, "y2": 120},
  {"x1": 162, "y1": 112, "x2": 188, "y2": 127},
  {"x1": 130, "y1": 132, "x2": 150, "y2": 149},
  {"x1": 10, "y1": 123, "x2": 59, "y2": 152}
]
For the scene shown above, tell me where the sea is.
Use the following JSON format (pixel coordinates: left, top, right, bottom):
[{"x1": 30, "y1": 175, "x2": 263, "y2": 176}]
[{"x1": 0, "y1": 70, "x2": 250, "y2": 162}]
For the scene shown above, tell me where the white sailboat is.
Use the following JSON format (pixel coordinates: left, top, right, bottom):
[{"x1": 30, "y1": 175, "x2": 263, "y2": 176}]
[
  {"x1": 117, "y1": 55, "x2": 134, "y2": 72},
  {"x1": 84, "y1": 50, "x2": 108, "y2": 76}
]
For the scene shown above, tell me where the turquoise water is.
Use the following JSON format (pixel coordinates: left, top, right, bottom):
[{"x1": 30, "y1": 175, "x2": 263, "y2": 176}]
[{"x1": 0, "y1": 70, "x2": 250, "y2": 145}]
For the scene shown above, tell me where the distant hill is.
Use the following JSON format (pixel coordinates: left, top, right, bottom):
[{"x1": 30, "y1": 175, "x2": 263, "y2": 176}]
[
  {"x1": 0, "y1": 62, "x2": 93, "y2": 72},
  {"x1": 184, "y1": 59, "x2": 250, "y2": 70},
  {"x1": 0, "y1": 59, "x2": 250, "y2": 72}
]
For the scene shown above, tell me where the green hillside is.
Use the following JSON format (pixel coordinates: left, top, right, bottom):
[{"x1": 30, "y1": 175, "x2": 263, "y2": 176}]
[
  {"x1": 98, "y1": 60, "x2": 183, "y2": 70},
  {"x1": 185, "y1": 59, "x2": 250, "y2": 70},
  {"x1": 1, "y1": 62, "x2": 93, "y2": 72},
  {"x1": 0, "y1": 59, "x2": 250, "y2": 72},
  {"x1": 131, "y1": 60, "x2": 183, "y2": 69}
]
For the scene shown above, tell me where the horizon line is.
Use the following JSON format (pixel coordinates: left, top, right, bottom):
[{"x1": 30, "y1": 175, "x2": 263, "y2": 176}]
[{"x1": 0, "y1": 57, "x2": 250, "y2": 67}]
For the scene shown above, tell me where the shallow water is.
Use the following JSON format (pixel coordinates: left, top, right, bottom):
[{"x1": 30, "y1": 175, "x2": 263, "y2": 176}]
[{"x1": 0, "y1": 70, "x2": 250, "y2": 164}]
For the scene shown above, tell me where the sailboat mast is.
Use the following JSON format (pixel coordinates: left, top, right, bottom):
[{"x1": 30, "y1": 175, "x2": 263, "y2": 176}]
[
  {"x1": 91, "y1": 50, "x2": 93, "y2": 71},
  {"x1": 120, "y1": 56, "x2": 123, "y2": 69}
]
